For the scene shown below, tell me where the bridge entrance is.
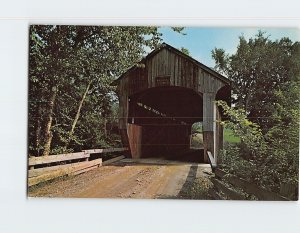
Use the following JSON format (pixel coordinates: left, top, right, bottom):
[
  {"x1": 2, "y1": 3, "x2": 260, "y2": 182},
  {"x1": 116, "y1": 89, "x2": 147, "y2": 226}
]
[
  {"x1": 128, "y1": 86, "x2": 203, "y2": 159},
  {"x1": 113, "y1": 43, "x2": 230, "y2": 164}
]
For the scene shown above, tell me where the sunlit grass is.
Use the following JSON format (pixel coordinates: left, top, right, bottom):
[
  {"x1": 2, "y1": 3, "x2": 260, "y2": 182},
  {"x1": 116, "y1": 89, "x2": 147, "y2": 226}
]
[{"x1": 224, "y1": 128, "x2": 241, "y2": 143}]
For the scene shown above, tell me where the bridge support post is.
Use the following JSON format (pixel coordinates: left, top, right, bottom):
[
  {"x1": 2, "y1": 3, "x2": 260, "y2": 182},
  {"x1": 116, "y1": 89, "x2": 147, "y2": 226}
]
[
  {"x1": 216, "y1": 107, "x2": 223, "y2": 164},
  {"x1": 203, "y1": 92, "x2": 216, "y2": 163},
  {"x1": 127, "y1": 124, "x2": 142, "y2": 159},
  {"x1": 118, "y1": 78, "x2": 131, "y2": 158},
  {"x1": 203, "y1": 131, "x2": 214, "y2": 162}
]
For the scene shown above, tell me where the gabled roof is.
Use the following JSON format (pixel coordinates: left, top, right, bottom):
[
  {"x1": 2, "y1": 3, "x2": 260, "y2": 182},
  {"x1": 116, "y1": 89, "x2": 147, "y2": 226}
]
[{"x1": 112, "y1": 42, "x2": 230, "y2": 86}]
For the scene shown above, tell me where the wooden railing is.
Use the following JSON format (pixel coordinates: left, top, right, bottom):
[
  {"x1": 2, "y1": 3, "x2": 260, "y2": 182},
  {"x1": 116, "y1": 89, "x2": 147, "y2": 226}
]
[
  {"x1": 209, "y1": 168, "x2": 290, "y2": 201},
  {"x1": 206, "y1": 151, "x2": 291, "y2": 201},
  {"x1": 28, "y1": 147, "x2": 128, "y2": 187},
  {"x1": 207, "y1": 151, "x2": 217, "y2": 171}
]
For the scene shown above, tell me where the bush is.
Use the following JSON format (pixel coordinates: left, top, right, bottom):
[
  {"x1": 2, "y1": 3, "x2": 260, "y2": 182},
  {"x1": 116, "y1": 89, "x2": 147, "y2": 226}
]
[{"x1": 217, "y1": 100, "x2": 299, "y2": 196}]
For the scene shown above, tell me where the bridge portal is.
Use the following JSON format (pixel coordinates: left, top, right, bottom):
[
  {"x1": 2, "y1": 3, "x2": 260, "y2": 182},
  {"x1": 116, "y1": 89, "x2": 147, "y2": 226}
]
[{"x1": 112, "y1": 43, "x2": 230, "y2": 164}]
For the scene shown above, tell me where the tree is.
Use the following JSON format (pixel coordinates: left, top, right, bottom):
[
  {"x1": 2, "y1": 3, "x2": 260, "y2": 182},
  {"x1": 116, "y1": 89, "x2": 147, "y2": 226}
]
[
  {"x1": 180, "y1": 47, "x2": 190, "y2": 56},
  {"x1": 217, "y1": 94, "x2": 299, "y2": 196},
  {"x1": 28, "y1": 25, "x2": 163, "y2": 156},
  {"x1": 212, "y1": 31, "x2": 300, "y2": 132},
  {"x1": 213, "y1": 32, "x2": 299, "y2": 197}
]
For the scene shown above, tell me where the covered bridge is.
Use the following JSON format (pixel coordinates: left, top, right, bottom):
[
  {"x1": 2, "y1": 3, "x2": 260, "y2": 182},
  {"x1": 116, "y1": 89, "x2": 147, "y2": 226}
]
[{"x1": 112, "y1": 43, "x2": 230, "y2": 164}]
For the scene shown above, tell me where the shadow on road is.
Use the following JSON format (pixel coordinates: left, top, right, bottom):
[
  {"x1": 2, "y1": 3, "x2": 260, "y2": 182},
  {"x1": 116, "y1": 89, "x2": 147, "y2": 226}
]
[{"x1": 177, "y1": 164, "x2": 199, "y2": 197}]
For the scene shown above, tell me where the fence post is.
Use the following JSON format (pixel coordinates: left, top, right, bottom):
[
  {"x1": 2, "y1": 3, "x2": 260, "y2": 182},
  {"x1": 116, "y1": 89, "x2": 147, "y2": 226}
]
[{"x1": 85, "y1": 152, "x2": 89, "y2": 161}]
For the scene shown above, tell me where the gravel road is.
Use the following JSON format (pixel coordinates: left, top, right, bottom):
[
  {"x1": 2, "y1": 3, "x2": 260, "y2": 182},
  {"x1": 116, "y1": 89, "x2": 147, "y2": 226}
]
[{"x1": 28, "y1": 158, "x2": 212, "y2": 199}]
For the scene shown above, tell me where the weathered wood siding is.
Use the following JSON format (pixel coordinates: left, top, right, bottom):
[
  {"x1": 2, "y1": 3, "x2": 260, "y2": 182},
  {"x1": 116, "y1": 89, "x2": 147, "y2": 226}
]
[
  {"x1": 128, "y1": 66, "x2": 148, "y2": 96},
  {"x1": 203, "y1": 92, "x2": 215, "y2": 131},
  {"x1": 127, "y1": 123, "x2": 142, "y2": 159},
  {"x1": 117, "y1": 44, "x2": 230, "y2": 161},
  {"x1": 123, "y1": 47, "x2": 226, "y2": 97}
]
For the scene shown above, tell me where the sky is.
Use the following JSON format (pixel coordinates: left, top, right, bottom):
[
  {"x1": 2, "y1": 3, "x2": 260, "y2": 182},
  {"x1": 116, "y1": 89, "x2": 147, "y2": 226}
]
[{"x1": 159, "y1": 27, "x2": 300, "y2": 68}]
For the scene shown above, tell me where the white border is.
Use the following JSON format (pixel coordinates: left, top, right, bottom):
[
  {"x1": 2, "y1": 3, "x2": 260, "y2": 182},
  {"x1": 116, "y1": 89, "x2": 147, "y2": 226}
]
[{"x1": 0, "y1": 1, "x2": 299, "y2": 233}]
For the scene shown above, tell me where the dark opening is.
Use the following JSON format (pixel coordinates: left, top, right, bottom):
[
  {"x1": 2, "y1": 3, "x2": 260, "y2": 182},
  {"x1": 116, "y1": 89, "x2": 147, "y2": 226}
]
[{"x1": 128, "y1": 86, "x2": 204, "y2": 161}]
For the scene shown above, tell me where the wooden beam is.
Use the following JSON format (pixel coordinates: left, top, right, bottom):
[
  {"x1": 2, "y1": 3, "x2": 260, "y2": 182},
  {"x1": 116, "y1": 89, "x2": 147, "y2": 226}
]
[
  {"x1": 71, "y1": 165, "x2": 99, "y2": 176},
  {"x1": 207, "y1": 151, "x2": 217, "y2": 170},
  {"x1": 208, "y1": 188, "x2": 223, "y2": 200},
  {"x1": 29, "y1": 162, "x2": 77, "y2": 178},
  {"x1": 28, "y1": 159, "x2": 102, "y2": 187},
  {"x1": 215, "y1": 169, "x2": 289, "y2": 201},
  {"x1": 203, "y1": 92, "x2": 215, "y2": 131},
  {"x1": 83, "y1": 147, "x2": 128, "y2": 154},
  {"x1": 211, "y1": 178, "x2": 245, "y2": 200},
  {"x1": 102, "y1": 155, "x2": 125, "y2": 165},
  {"x1": 127, "y1": 124, "x2": 142, "y2": 159},
  {"x1": 29, "y1": 157, "x2": 101, "y2": 178},
  {"x1": 203, "y1": 131, "x2": 214, "y2": 163},
  {"x1": 280, "y1": 183, "x2": 298, "y2": 200},
  {"x1": 29, "y1": 152, "x2": 89, "y2": 166}
]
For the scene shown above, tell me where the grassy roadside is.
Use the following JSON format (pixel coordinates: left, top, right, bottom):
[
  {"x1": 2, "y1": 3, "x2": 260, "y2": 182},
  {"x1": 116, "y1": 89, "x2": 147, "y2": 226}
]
[{"x1": 223, "y1": 128, "x2": 240, "y2": 143}]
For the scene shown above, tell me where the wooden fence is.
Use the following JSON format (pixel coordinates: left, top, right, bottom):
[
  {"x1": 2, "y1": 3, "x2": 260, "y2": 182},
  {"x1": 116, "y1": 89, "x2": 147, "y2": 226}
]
[
  {"x1": 207, "y1": 151, "x2": 216, "y2": 171},
  {"x1": 28, "y1": 147, "x2": 128, "y2": 187},
  {"x1": 207, "y1": 151, "x2": 292, "y2": 201}
]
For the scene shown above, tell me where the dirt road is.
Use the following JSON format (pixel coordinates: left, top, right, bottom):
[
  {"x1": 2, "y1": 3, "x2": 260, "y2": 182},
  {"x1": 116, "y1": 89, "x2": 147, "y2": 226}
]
[{"x1": 28, "y1": 159, "x2": 212, "y2": 199}]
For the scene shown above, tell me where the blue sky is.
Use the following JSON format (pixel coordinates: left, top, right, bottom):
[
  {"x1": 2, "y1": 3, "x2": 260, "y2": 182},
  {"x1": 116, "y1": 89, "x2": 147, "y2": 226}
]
[{"x1": 159, "y1": 27, "x2": 300, "y2": 68}]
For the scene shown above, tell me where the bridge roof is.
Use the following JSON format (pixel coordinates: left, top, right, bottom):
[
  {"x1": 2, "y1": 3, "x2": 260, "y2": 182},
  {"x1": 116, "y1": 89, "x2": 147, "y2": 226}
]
[{"x1": 112, "y1": 42, "x2": 230, "y2": 86}]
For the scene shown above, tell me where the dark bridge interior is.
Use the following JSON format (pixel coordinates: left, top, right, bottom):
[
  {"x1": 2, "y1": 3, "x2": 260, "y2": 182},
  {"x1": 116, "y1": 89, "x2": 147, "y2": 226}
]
[{"x1": 127, "y1": 86, "x2": 204, "y2": 161}]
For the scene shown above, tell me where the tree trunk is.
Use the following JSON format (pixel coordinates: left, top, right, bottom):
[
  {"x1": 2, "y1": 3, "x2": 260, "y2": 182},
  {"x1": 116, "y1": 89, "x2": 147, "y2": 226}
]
[
  {"x1": 103, "y1": 117, "x2": 107, "y2": 137},
  {"x1": 35, "y1": 103, "x2": 42, "y2": 156},
  {"x1": 65, "y1": 81, "x2": 92, "y2": 148},
  {"x1": 42, "y1": 87, "x2": 57, "y2": 157}
]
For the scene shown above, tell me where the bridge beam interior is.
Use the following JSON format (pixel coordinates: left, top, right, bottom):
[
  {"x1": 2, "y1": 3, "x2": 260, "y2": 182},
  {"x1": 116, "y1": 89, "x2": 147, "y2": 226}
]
[{"x1": 127, "y1": 87, "x2": 203, "y2": 159}]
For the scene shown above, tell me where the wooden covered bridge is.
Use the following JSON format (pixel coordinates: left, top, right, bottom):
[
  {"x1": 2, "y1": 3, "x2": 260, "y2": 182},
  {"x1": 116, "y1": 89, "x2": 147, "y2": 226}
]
[{"x1": 113, "y1": 43, "x2": 231, "y2": 164}]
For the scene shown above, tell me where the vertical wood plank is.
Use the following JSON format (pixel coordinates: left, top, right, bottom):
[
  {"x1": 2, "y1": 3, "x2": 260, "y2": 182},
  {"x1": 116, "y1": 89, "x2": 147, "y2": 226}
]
[
  {"x1": 187, "y1": 62, "x2": 191, "y2": 88},
  {"x1": 200, "y1": 69, "x2": 205, "y2": 93},
  {"x1": 174, "y1": 55, "x2": 178, "y2": 86},
  {"x1": 159, "y1": 50, "x2": 163, "y2": 76},
  {"x1": 165, "y1": 48, "x2": 168, "y2": 76},
  {"x1": 147, "y1": 60, "x2": 151, "y2": 88},
  {"x1": 153, "y1": 55, "x2": 156, "y2": 87},
  {"x1": 203, "y1": 131, "x2": 214, "y2": 163},
  {"x1": 203, "y1": 92, "x2": 215, "y2": 131},
  {"x1": 182, "y1": 60, "x2": 186, "y2": 87},
  {"x1": 178, "y1": 55, "x2": 181, "y2": 86},
  {"x1": 170, "y1": 52, "x2": 175, "y2": 85},
  {"x1": 127, "y1": 123, "x2": 142, "y2": 159}
]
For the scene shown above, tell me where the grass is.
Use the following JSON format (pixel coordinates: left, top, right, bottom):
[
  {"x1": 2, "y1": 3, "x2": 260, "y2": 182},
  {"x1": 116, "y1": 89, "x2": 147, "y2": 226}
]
[
  {"x1": 191, "y1": 128, "x2": 240, "y2": 146},
  {"x1": 224, "y1": 128, "x2": 241, "y2": 143}
]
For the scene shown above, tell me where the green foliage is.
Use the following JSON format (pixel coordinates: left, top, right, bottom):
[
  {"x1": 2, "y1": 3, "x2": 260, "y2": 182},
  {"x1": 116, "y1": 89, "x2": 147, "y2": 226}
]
[
  {"x1": 265, "y1": 82, "x2": 300, "y2": 185},
  {"x1": 191, "y1": 122, "x2": 202, "y2": 133},
  {"x1": 28, "y1": 25, "x2": 163, "y2": 156},
  {"x1": 217, "y1": 100, "x2": 299, "y2": 195},
  {"x1": 220, "y1": 144, "x2": 256, "y2": 181},
  {"x1": 180, "y1": 47, "x2": 190, "y2": 55},
  {"x1": 190, "y1": 133, "x2": 203, "y2": 148},
  {"x1": 212, "y1": 31, "x2": 300, "y2": 132},
  {"x1": 217, "y1": 100, "x2": 266, "y2": 156},
  {"x1": 223, "y1": 128, "x2": 240, "y2": 143},
  {"x1": 211, "y1": 48, "x2": 229, "y2": 74},
  {"x1": 212, "y1": 32, "x2": 299, "y2": 197},
  {"x1": 171, "y1": 27, "x2": 186, "y2": 35},
  {"x1": 216, "y1": 101, "x2": 265, "y2": 184}
]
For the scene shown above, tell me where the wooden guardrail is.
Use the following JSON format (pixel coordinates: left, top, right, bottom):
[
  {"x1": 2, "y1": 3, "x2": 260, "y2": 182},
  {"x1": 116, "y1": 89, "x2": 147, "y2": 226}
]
[
  {"x1": 207, "y1": 151, "x2": 217, "y2": 171},
  {"x1": 209, "y1": 168, "x2": 290, "y2": 201},
  {"x1": 28, "y1": 147, "x2": 128, "y2": 187}
]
